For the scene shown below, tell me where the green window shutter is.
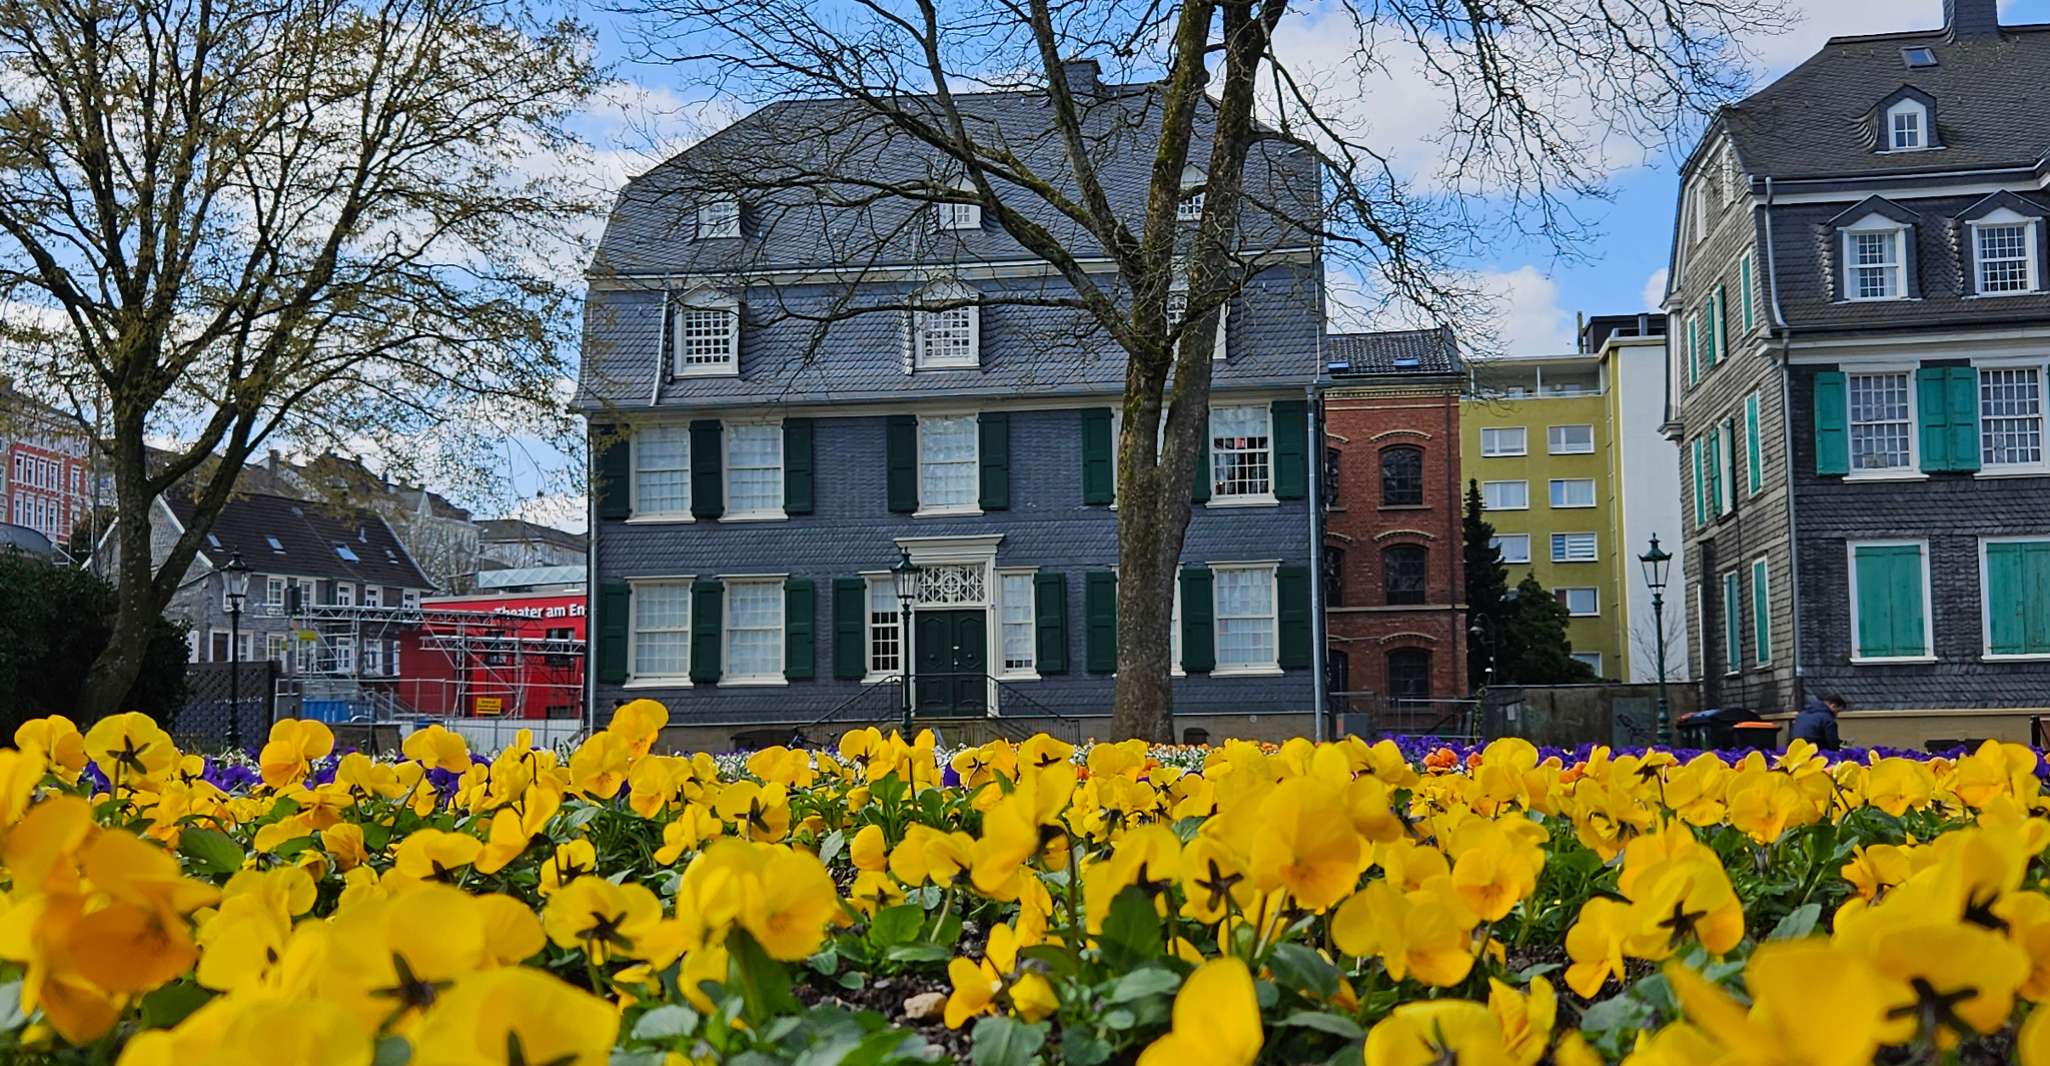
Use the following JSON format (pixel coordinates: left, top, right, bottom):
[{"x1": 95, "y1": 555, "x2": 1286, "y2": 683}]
[
  {"x1": 596, "y1": 582, "x2": 630, "y2": 684},
  {"x1": 1713, "y1": 286, "x2": 1728, "y2": 365},
  {"x1": 1081, "y1": 408, "x2": 1115, "y2": 505},
  {"x1": 2029, "y1": 544, "x2": 2050, "y2": 656},
  {"x1": 831, "y1": 577, "x2": 866, "y2": 680},
  {"x1": 1691, "y1": 438, "x2": 1707, "y2": 529},
  {"x1": 595, "y1": 426, "x2": 631, "y2": 521},
  {"x1": 1752, "y1": 559, "x2": 1771, "y2": 665},
  {"x1": 689, "y1": 420, "x2": 724, "y2": 519},
  {"x1": 1987, "y1": 543, "x2": 2027, "y2": 655},
  {"x1": 1889, "y1": 548, "x2": 1927, "y2": 658},
  {"x1": 1034, "y1": 572, "x2": 1068, "y2": 674},
  {"x1": 1084, "y1": 571, "x2": 1118, "y2": 674},
  {"x1": 1705, "y1": 431, "x2": 1722, "y2": 517},
  {"x1": 1740, "y1": 254, "x2": 1755, "y2": 332},
  {"x1": 1814, "y1": 372, "x2": 1849, "y2": 476},
  {"x1": 1684, "y1": 315, "x2": 1697, "y2": 385},
  {"x1": 1945, "y1": 366, "x2": 1981, "y2": 473},
  {"x1": 1723, "y1": 571, "x2": 1742, "y2": 674},
  {"x1": 784, "y1": 578, "x2": 815, "y2": 680},
  {"x1": 1915, "y1": 367, "x2": 1952, "y2": 472},
  {"x1": 1179, "y1": 566, "x2": 1215, "y2": 674},
  {"x1": 1855, "y1": 546, "x2": 1925, "y2": 659},
  {"x1": 1276, "y1": 565, "x2": 1311, "y2": 669},
  {"x1": 1272, "y1": 400, "x2": 1308, "y2": 500},
  {"x1": 783, "y1": 419, "x2": 814, "y2": 515},
  {"x1": 978, "y1": 412, "x2": 1010, "y2": 510},
  {"x1": 1744, "y1": 392, "x2": 1763, "y2": 494},
  {"x1": 689, "y1": 580, "x2": 723, "y2": 683},
  {"x1": 1853, "y1": 548, "x2": 1890, "y2": 658},
  {"x1": 885, "y1": 415, "x2": 918, "y2": 513}
]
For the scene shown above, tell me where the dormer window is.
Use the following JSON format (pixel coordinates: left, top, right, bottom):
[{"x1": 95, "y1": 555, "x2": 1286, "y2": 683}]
[
  {"x1": 1177, "y1": 164, "x2": 1205, "y2": 221},
  {"x1": 935, "y1": 179, "x2": 980, "y2": 231},
  {"x1": 911, "y1": 281, "x2": 980, "y2": 369},
  {"x1": 1887, "y1": 101, "x2": 1926, "y2": 150},
  {"x1": 671, "y1": 288, "x2": 739, "y2": 376},
  {"x1": 1959, "y1": 194, "x2": 2045, "y2": 297},
  {"x1": 697, "y1": 198, "x2": 741, "y2": 239},
  {"x1": 1872, "y1": 89, "x2": 1940, "y2": 153},
  {"x1": 1845, "y1": 225, "x2": 1906, "y2": 300}
]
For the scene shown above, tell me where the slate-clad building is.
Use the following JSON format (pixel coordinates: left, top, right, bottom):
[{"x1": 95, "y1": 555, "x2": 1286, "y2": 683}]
[
  {"x1": 575, "y1": 63, "x2": 1325, "y2": 735},
  {"x1": 1665, "y1": 0, "x2": 2050, "y2": 745}
]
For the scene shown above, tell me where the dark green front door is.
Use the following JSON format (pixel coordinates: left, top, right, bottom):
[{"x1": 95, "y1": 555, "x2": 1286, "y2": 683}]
[{"x1": 914, "y1": 609, "x2": 987, "y2": 715}]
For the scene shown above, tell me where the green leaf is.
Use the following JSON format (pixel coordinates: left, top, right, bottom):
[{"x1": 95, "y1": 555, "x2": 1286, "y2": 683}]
[
  {"x1": 1097, "y1": 886, "x2": 1162, "y2": 971},
  {"x1": 139, "y1": 982, "x2": 214, "y2": 1029},
  {"x1": 1766, "y1": 902, "x2": 1821, "y2": 941},
  {"x1": 373, "y1": 1036, "x2": 412, "y2": 1066},
  {"x1": 630, "y1": 1004, "x2": 700, "y2": 1043},
  {"x1": 840, "y1": 1028, "x2": 927, "y2": 1066},
  {"x1": 1514, "y1": 962, "x2": 1561, "y2": 982},
  {"x1": 817, "y1": 829, "x2": 846, "y2": 868},
  {"x1": 1265, "y1": 943, "x2": 1339, "y2": 1000},
  {"x1": 970, "y1": 1017, "x2": 1048, "y2": 1066},
  {"x1": 1101, "y1": 1008, "x2": 1136, "y2": 1030},
  {"x1": 0, "y1": 981, "x2": 23, "y2": 1031},
  {"x1": 1278, "y1": 1011, "x2": 1366, "y2": 1039},
  {"x1": 177, "y1": 827, "x2": 244, "y2": 876},
  {"x1": 882, "y1": 944, "x2": 951, "y2": 964},
  {"x1": 868, "y1": 905, "x2": 924, "y2": 948},
  {"x1": 1062, "y1": 1028, "x2": 1111, "y2": 1066},
  {"x1": 1017, "y1": 944, "x2": 1080, "y2": 979},
  {"x1": 726, "y1": 928, "x2": 800, "y2": 1022},
  {"x1": 1579, "y1": 992, "x2": 1654, "y2": 1035},
  {"x1": 1107, "y1": 966, "x2": 1182, "y2": 1004}
]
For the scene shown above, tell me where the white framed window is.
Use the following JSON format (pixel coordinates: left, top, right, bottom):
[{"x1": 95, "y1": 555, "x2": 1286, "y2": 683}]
[
  {"x1": 1551, "y1": 532, "x2": 1598, "y2": 563},
  {"x1": 1556, "y1": 587, "x2": 1599, "y2": 617},
  {"x1": 913, "y1": 284, "x2": 980, "y2": 369},
  {"x1": 1212, "y1": 564, "x2": 1279, "y2": 675},
  {"x1": 1884, "y1": 99, "x2": 1928, "y2": 151},
  {"x1": 632, "y1": 425, "x2": 690, "y2": 518},
  {"x1": 629, "y1": 580, "x2": 691, "y2": 680},
  {"x1": 723, "y1": 422, "x2": 784, "y2": 519},
  {"x1": 917, "y1": 414, "x2": 979, "y2": 514},
  {"x1": 935, "y1": 179, "x2": 980, "y2": 231},
  {"x1": 722, "y1": 579, "x2": 785, "y2": 684},
  {"x1": 1177, "y1": 164, "x2": 1204, "y2": 221},
  {"x1": 266, "y1": 576, "x2": 285, "y2": 607},
  {"x1": 1571, "y1": 651, "x2": 1603, "y2": 675},
  {"x1": 1547, "y1": 424, "x2": 1594, "y2": 455},
  {"x1": 1980, "y1": 536, "x2": 2050, "y2": 659},
  {"x1": 1842, "y1": 222, "x2": 1907, "y2": 301},
  {"x1": 1848, "y1": 540, "x2": 1933, "y2": 662},
  {"x1": 1164, "y1": 282, "x2": 1228, "y2": 362},
  {"x1": 1971, "y1": 213, "x2": 2039, "y2": 295},
  {"x1": 362, "y1": 585, "x2": 382, "y2": 609},
  {"x1": 1480, "y1": 480, "x2": 1529, "y2": 511},
  {"x1": 1548, "y1": 478, "x2": 1596, "y2": 508},
  {"x1": 698, "y1": 198, "x2": 740, "y2": 239},
  {"x1": 1689, "y1": 179, "x2": 1709, "y2": 243},
  {"x1": 673, "y1": 295, "x2": 740, "y2": 375},
  {"x1": 998, "y1": 571, "x2": 1037, "y2": 677},
  {"x1": 265, "y1": 634, "x2": 290, "y2": 667},
  {"x1": 1722, "y1": 570, "x2": 1743, "y2": 675},
  {"x1": 1479, "y1": 426, "x2": 1527, "y2": 457},
  {"x1": 402, "y1": 589, "x2": 422, "y2": 610},
  {"x1": 362, "y1": 639, "x2": 384, "y2": 676},
  {"x1": 1491, "y1": 533, "x2": 1531, "y2": 564},
  {"x1": 1209, "y1": 404, "x2": 1273, "y2": 501},
  {"x1": 1847, "y1": 371, "x2": 1914, "y2": 472},
  {"x1": 333, "y1": 635, "x2": 356, "y2": 674},
  {"x1": 864, "y1": 576, "x2": 901, "y2": 678},
  {"x1": 1980, "y1": 365, "x2": 2046, "y2": 470},
  {"x1": 336, "y1": 582, "x2": 355, "y2": 607}
]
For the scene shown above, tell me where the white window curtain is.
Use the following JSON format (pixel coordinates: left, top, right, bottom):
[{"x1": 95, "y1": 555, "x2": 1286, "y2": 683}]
[
  {"x1": 919, "y1": 416, "x2": 978, "y2": 509},
  {"x1": 1214, "y1": 567, "x2": 1276, "y2": 670},
  {"x1": 634, "y1": 426, "x2": 690, "y2": 515},
  {"x1": 1848, "y1": 372, "x2": 1912, "y2": 471},
  {"x1": 724, "y1": 581, "x2": 784, "y2": 681},
  {"x1": 999, "y1": 573, "x2": 1035, "y2": 673},
  {"x1": 725, "y1": 424, "x2": 783, "y2": 516},
  {"x1": 1209, "y1": 405, "x2": 1272, "y2": 498},
  {"x1": 631, "y1": 583, "x2": 690, "y2": 678}
]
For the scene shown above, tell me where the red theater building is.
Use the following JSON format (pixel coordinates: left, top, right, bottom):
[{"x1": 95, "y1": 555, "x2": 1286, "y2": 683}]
[
  {"x1": 396, "y1": 590, "x2": 586, "y2": 720},
  {"x1": 1321, "y1": 328, "x2": 1469, "y2": 716}
]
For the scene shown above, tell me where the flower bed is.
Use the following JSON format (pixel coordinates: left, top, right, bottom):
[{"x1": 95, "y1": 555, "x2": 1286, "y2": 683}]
[{"x1": 0, "y1": 703, "x2": 2046, "y2": 1065}]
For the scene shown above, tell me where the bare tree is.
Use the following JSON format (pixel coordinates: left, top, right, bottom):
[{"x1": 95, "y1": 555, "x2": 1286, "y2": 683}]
[
  {"x1": 0, "y1": 0, "x2": 602, "y2": 715},
  {"x1": 607, "y1": 0, "x2": 1785, "y2": 739}
]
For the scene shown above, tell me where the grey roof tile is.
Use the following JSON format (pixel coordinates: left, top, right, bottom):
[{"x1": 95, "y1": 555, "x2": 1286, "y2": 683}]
[{"x1": 1325, "y1": 327, "x2": 1462, "y2": 376}]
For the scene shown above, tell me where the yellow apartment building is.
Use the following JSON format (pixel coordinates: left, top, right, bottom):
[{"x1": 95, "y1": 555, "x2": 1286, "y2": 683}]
[{"x1": 1460, "y1": 314, "x2": 1686, "y2": 684}]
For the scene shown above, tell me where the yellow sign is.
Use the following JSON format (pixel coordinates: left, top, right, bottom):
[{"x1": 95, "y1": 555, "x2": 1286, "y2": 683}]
[{"x1": 475, "y1": 697, "x2": 504, "y2": 715}]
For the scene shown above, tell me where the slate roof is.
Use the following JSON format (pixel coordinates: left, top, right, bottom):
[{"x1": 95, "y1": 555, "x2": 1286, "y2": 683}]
[
  {"x1": 167, "y1": 490, "x2": 430, "y2": 589},
  {"x1": 1723, "y1": 23, "x2": 2050, "y2": 181},
  {"x1": 476, "y1": 518, "x2": 586, "y2": 552},
  {"x1": 1324, "y1": 327, "x2": 1462, "y2": 377}
]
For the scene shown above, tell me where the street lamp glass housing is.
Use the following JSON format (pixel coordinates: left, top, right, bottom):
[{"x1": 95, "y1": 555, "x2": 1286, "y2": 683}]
[
  {"x1": 1639, "y1": 535, "x2": 1672, "y2": 593},
  {"x1": 891, "y1": 547, "x2": 920, "y2": 606},
  {"x1": 222, "y1": 550, "x2": 251, "y2": 607}
]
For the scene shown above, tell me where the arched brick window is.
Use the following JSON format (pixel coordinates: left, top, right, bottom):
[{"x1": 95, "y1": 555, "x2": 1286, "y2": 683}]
[
  {"x1": 1383, "y1": 543, "x2": 1427, "y2": 605},
  {"x1": 1380, "y1": 445, "x2": 1423, "y2": 506}
]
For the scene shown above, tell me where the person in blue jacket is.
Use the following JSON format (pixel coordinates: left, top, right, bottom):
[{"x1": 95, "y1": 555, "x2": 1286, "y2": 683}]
[{"x1": 1790, "y1": 693, "x2": 1847, "y2": 751}]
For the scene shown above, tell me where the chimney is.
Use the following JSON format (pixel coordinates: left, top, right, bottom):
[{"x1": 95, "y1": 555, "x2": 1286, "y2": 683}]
[
  {"x1": 1059, "y1": 58, "x2": 1100, "y2": 96},
  {"x1": 266, "y1": 449, "x2": 280, "y2": 476},
  {"x1": 1945, "y1": 0, "x2": 1999, "y2": 37}
]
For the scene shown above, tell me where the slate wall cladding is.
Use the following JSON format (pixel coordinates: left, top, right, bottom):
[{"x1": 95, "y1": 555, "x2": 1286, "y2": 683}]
[
  {"x1": 1788, "y1": 366, "x2": 2050, "y2": 710},
  {"x1": 590, "y1": 406, "x2": 1318, "y2": 724}
]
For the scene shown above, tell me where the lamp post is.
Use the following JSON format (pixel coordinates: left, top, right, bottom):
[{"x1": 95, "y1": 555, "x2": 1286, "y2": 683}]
[
  {"x1": 1639, "y1": 534, "x2": 1674, "y2": 745},
  {"x1": 890, "y1": 547, "x2": 920, "y2": 736},
  {"x1": 222, "y1": 550, "x2": 251, "y2": 752},
  {"x1": 1467, "y1": 619, "x2": 1495, "y2": 691}
]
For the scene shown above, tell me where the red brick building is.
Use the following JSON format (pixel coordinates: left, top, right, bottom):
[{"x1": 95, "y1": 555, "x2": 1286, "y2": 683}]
[
  {"x1": 1, "y1": 388, "x2": 93, "y2": 551},
  {"x1": 1321, "y1": 329, "x2": 1468, "y2": 719}
]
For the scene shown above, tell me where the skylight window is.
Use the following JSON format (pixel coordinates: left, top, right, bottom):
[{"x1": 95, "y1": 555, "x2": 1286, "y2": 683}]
[
  {"x1": 265, "y1": 535, "x2": 284, "y2": 552},
  {"x1": 1392, "y1": 355, "x2": 1423, "y2": 368},
  {"x1": 1902, "y1": 46, "x2": 1937, "y2": 67},
  {"x1": 206, "y1": 533, "x2": 221, "y2": 549},
  {"x1": 335, "y1": 545, "x2": 360, "y2": 562}
]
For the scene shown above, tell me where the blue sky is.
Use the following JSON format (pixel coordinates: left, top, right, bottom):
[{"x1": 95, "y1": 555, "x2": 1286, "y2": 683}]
[{"x1": 495, "y1": 0, "x2": 2049, "y2": 529}]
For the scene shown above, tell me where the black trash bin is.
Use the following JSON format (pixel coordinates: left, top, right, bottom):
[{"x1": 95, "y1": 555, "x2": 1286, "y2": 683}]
[{"x1": 1677, "y1": 707, "x2": 1779, "y2": 751}]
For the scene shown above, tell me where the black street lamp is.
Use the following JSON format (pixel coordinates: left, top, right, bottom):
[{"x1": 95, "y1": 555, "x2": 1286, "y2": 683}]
[
  {"x1": 1639, "y1": 534, "x2": 1674, "y2": 746},
  {"x1": 890, "y1": 547, "x2": 920, "y2": 736},
  {"x1": 222, "y1": 550, "x2": 251, "y2": 752}
]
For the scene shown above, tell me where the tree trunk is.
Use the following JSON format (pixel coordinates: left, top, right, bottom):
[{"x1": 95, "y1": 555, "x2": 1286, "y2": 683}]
[
  {"x1": 1111, "y1": 463, "x2": 1184, "y2": 742},
  {"x1": 78, "y1": 430, "x2": 164, "y2": 719}
]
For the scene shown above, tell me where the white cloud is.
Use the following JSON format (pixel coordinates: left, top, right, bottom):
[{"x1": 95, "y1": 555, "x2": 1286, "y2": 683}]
[
  {"x1": 1642, "y1": 268, "x2": 1670, "y2": 312},
  {"x1": 504, "y1": 492, "x2": 588, "y2": 535},
  {"x1": 1477, "y1": 266, "x2": 1577, "y2": 355}
]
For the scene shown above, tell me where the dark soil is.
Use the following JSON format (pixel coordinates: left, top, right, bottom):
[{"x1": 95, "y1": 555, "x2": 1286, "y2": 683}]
[{"x1": 798, "y1": 970, "x2": 969, "y2": 1061}]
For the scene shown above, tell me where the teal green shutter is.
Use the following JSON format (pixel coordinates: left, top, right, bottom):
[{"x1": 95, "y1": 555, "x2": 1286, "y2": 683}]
[
  {"x1": 2030, "y1": 544, "x2": 2050, "y2": 656},
  {"x1": 689, "y1": 420, "x2": 723, "y2": 519},
  {"x1": 1916, "y1": 367, "x2": 1951, "y2": 471},
  {"x1": 689, "y1": 580, "x2": 723, "y2": 683},
  {"x1": 1723, "y1": 571, "x2": 1741, "y2": 674},
  {"x1": 1084, "y1": 571, "x2": 1118, "y2": 674},
  {"x1": 977, "y1": 412, "x2": 1009, "y2": 510},
  {"x1": 1192, "y1": 416, "x2": 1211, "y2": 503},
  {"x1": 784, "y1": 578, "x2": 814, "y2": 680},
  {"x1": 1081, "y1": 408, "x2": 1115, "y2": 505},
  {"x1": 1740, "y1": 254, "x2": 1755, "y2": 332},
  {"x1": 1684, "y1": 313, "x2": 1698, "y2": 385},
  {"x1": 831, "y1": 578, "x2": 866, "y2": 680},
  {"x1": 1945, "y1": 366, "x2": 1981, "y2": 472},
  {"x1": 1712, "y1": 286, "x2": 1728, "y2": 366},
  {"x1": 1752, "y1": 559, "x2": 1771, "y2": 665},
  {"x1": 1704, "y1": 430, "x2": 1722, "y2": 517},
  {"x1": 596, "y1": 582, "x2": 629, "y2": 683},
  {"x1": 1272, "y1": 400, "x2": 1308, "y2": 500},
  {"x1": 1744, "y1": 392, "x2": 1763, "y2": 494},
  {"x1": 595, "y1": 427, "x2": 630, "y2": 521},
  {"x1": 1890, "y1": 549, "x2": 1926, "y2": 658},
  {"x1": 1814, "y1": 372, "x2": 1849, "y2": 476},
  {"x1": 1034, "y1": 572, "x2": 1068, "y2": 674},
  {"x1": 1691, "y1": 438, "x2": 1706, "y2": 529},
  {"x1": 885, "y1": 415, "x2": 918, "y2": 513},
  {"x1": 1985, "y1": 542, "x2": 2050, "y2": 656},
  {"x1": 1854, "y1": 546, "x2": 1925, "y2": 659},
  {"x1": 783, "y1": 419, "x2": 814, "y2": 514},
  {"x1": 1276, "y1": 564, "x2": 1311, "y2": 669},
  {"x1": 1179, "y1": 566, "x2": 1215, "y2": 673}
]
